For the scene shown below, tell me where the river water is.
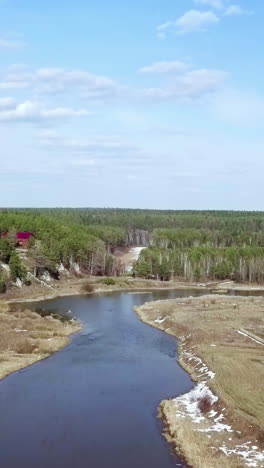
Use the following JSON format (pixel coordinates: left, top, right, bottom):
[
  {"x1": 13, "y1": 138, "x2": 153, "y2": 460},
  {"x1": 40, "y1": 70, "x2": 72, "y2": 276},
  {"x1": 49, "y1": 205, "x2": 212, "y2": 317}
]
[{"x1": 0, "y1": 289, "x2": 207, "y2": 468}]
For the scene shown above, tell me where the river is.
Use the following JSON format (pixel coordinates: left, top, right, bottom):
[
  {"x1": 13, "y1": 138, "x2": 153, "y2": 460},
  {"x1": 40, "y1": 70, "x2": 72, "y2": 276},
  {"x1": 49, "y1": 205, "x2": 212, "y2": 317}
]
[{"x1": 0, "y1": 289, "x2": 207, "y2": 468}]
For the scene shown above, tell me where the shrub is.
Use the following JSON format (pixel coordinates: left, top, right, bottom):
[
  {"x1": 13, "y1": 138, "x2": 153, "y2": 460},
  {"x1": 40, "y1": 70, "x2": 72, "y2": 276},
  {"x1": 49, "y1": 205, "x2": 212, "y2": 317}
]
[
  {"x1": 198, "y1": 395, "x2": 212, "y2": 414},
  {"x1": 0, "y1": 280, "x2": 7, "y2": 294},
  {"x1": 82, "y1": 282, "x2": 95, "y2": 293},
  {"x1": 100, "y1": 277, "x2": 116, "y2": 286},
  {"x1": 9, "y1": 253, "x2": 26, "y2": 281}
]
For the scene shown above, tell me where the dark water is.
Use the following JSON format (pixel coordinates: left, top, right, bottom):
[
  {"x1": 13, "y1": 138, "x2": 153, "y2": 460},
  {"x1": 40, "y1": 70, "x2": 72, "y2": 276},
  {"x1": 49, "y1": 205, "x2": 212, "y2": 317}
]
[{"x1": 0, "y1": 289, "x2": 206, "y2": 468}]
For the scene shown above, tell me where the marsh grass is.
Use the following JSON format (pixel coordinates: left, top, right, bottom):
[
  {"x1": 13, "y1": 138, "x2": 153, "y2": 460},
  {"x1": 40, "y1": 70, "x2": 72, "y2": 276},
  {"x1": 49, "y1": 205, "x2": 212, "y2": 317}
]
[{"x1": 0, "y1": 305, "x2": 81, "y2": 380}]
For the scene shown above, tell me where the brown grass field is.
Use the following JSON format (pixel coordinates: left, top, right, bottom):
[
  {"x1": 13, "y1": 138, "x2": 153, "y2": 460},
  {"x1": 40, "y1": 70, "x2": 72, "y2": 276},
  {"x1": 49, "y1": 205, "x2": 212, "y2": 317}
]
[
  {"x1": 0, "y1": 303, "x2": 81, "y2": 380},
  {"x1": 136, "y1": 295, "x2": 264, "y2": 468}
]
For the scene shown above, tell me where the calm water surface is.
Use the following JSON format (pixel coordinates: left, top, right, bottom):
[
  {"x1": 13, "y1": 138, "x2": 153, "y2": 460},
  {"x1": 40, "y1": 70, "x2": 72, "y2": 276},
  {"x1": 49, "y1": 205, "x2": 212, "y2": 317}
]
[{"x1": 0, "y1": 289, "x2": 207, "y2": 468}]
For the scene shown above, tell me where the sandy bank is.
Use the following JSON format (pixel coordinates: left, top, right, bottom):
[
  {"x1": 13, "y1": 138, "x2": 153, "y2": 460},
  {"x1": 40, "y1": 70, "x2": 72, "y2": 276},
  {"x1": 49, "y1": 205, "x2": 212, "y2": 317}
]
[{"x1": 135, "y1": 295, "x2": 264, "y2": 468}]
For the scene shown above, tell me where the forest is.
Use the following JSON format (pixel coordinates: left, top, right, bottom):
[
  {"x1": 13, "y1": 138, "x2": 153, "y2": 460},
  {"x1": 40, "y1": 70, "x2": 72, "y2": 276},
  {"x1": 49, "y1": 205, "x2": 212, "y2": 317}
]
[{"x1": 2, "y1": 208, "x2": 264, "y2": 287}]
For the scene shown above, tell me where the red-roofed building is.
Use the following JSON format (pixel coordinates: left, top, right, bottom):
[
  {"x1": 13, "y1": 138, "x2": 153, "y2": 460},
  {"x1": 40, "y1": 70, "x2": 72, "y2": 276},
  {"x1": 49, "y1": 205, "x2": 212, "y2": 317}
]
[{"x1": 2, "y1": 232, "x2": 33, "y2": 248}]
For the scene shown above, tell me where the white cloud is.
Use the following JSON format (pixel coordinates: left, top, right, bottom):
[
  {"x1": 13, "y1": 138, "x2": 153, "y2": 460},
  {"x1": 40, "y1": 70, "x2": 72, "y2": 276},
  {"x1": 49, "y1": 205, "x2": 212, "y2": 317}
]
[
  {"x1": 139, "y1": 61, "x2": 190, "y2": 74},
  {"x1": 0, "y1": 99, "x2": 91, "y2": 122},
  {"x1": 0, "y1": 97, "x2": 16, "y2": 110},
  {"x1": 157, "y1": 10, "x2": 219, "y2": 36},
  {"x1": 176, "y1": 10, "x2": 219, "y2": 34},
  {"x1": 0, "y1": 37, "x2": 24, "y2": 48},
  {"x1": 37, "y1": 132, "x2": 145, "y2": 160},
  {"x1": 138, "y1": 62, "x2": 227, "y2": 99},
  {"x1": 157, "y1": 3, "x2": 253, "y2": 37},
  {"x1": 0, "y1": 66, "x2": 118, "y2": 98},
  {"x1": 156, "y1": 21, "x2": 174, "y2": 39},
  {"x1": 0, "y1": 61, "x2": 227, "y2": 104},
  {"x1": 224, "y1": 4, "x2": 252, "y2": 16}
]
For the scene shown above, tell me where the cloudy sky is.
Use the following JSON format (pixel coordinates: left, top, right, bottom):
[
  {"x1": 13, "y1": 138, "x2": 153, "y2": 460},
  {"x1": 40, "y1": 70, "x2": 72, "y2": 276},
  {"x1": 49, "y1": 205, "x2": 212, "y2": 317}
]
[{"x1": 0, "y1": 0, "x2": 262, "y2": 209}]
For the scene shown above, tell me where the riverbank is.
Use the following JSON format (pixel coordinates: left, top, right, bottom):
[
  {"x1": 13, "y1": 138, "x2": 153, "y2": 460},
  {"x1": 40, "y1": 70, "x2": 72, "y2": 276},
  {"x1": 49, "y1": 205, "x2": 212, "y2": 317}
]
[
  {"x1": 0, "y1": 277, "x2": 206, "y2": 381},
  {"x1": 3, "y1": 275, "x2": 264, "y2": 306},
  {"x1": 135, "y1": 295, "x2": 264, "y2": 468},
  {"x1": 0, "y1": 277, "x2": 210, "y2": 305},
  {"x1": 0, "y1": 303, "x2": 81, "y2": 381}
]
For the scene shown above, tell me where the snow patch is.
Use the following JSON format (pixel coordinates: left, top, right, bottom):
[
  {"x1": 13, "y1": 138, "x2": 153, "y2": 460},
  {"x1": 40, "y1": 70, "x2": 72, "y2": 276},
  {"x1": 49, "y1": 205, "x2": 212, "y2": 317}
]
[
  {"x1": 154, "y1": 316, "x2": 167, "y2": 324},
  {"x1": 183, "y1": 350, "x2": 216, "y2": 381},
  {"x1": 219, "y1": 443, "x2": 264, "y2": 467},
  {"x1": 173, "y1": 382, "x2": 218, "y2": 424},
  {"x1": 176, "y1": 343, "x2": 264, "y2": 467}
]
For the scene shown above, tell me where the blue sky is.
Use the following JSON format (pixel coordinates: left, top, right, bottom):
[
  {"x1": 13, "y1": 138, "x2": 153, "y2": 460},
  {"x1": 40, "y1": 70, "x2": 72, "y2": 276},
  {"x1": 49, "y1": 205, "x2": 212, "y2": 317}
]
[{"x1": 0, "y1": 0, "x2": 263, "y2": 209}]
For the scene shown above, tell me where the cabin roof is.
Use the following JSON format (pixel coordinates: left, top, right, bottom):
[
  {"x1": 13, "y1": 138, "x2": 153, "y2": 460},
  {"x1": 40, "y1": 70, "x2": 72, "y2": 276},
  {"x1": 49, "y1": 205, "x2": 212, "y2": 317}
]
[{"x1": 2, "y1": 232, "x2": 33, "y2": 240}]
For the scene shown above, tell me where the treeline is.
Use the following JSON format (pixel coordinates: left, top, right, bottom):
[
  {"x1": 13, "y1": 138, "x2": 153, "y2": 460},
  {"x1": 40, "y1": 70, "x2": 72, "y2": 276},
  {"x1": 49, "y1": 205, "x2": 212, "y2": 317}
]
[
  {"x1": 3, "y1": 208, "x2": 264, "y2": 231},
  {"x1": 134, "y1": 246, "x2": 264, "y2": 283},
  {"x1": 3, "y1": 208, "x2": 264, "y2": 286},
  {"x1": 0, "y1": 212, "x2": 127, "y2": 287},
  {"x1": 152, "y1": 228, "x2": 264, "y2": 248}
]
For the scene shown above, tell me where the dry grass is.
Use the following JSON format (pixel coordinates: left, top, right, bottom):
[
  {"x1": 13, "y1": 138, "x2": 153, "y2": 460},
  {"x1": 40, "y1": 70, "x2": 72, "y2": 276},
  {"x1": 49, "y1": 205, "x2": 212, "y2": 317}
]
[
  {"x1": 136, "y1": 295, "x2": 264, "y2": 468},
  {"x1": 161, "y1": 401, "x2": 245, "y2": 468},
  {"x1": 0, "y1": 303, "x2": 81, "y2": 380}
]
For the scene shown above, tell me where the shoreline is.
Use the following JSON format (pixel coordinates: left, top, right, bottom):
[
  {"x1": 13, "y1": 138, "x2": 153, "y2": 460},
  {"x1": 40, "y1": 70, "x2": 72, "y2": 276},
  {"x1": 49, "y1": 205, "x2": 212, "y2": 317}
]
[
  {"x1": 135, "y1": 296, "x2": 264, "y2": 468},
  {"x1": 0, "y1": 278, "x2": 206, "y2": 383},
  {"x1": 2, "y1": 277, "x2": 264, "y2": 306},
  {"x1": 0, "y1": 278, "x2": 209, "y2": 305}
]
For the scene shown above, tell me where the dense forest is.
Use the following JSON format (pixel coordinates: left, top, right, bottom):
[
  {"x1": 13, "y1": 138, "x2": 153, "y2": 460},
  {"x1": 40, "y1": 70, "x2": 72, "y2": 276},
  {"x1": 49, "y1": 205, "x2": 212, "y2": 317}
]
[
  {"x1": 2, "y1": 208, "x2": 264, "y2": 288},
  {"x1": 4, "y1": 207, "x2": 264, "y2": 231}
]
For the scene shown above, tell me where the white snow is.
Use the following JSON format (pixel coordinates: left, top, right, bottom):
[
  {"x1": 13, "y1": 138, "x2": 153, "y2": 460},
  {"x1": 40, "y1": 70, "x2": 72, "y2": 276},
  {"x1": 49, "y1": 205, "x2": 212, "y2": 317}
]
[
  {"x1": 219, "y1": 443, "x2": 264, "y2": 467},
  {"x1": 184, "y1": 350, "x2": 216, "y2": 381},
  {"x1": 173, "y1": 382, "x2": 218, "y2": 424},
  {"x1": 154, "y1": 316, "x2": 167, "y2": 324},
  {"x1": 198, "y1": 420, "x2": 233, "y2": 433},
  {"x1": 174, "y1": 380, "x2": 264, "y2": 466}
]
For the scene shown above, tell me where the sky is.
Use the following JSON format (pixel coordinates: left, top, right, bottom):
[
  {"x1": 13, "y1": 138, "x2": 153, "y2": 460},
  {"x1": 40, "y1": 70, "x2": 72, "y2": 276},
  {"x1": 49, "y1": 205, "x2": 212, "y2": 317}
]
[{"x1": 0, "y1": 0, "x2": 263, "y2": 209}]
